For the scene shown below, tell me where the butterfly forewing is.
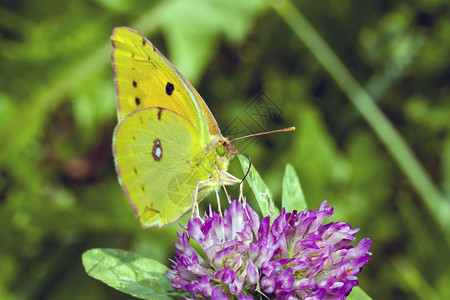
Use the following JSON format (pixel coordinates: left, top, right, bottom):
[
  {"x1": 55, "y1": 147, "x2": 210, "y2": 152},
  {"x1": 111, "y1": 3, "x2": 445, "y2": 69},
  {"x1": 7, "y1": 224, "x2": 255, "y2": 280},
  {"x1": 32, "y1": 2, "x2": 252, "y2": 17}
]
[{"x1": 111, "y1": 27, "x2": 219, "y2": 144}]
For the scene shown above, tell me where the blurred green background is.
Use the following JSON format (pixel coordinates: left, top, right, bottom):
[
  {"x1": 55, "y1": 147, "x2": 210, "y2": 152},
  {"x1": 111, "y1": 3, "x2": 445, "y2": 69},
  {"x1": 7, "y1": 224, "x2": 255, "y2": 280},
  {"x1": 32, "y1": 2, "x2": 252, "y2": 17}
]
[{"x1": 1, "y1": 0, "x2": 450, "y2": 299}]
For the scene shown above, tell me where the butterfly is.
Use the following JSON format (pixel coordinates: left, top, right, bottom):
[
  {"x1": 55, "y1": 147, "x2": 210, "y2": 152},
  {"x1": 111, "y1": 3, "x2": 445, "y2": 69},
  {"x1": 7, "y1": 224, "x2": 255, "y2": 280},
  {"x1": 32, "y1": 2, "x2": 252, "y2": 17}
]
[{"x1": 111, "y1": 27, "x2": 241, "y2": 228}]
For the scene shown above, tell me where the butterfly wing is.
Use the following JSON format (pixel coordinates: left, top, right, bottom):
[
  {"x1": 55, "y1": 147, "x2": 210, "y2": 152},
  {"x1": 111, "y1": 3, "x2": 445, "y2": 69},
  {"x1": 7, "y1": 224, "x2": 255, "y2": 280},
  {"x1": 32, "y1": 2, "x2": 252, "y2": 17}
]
[
  {"x1": 113, "y1": 108, "x2": 206, "y2": 227},
  {"x1": 181, "y1": 74, "x2": 222, "y2": 136},
  {"x1": 111, "y1": 27, "x2": 221, "y2": 144},
  {"x1": 111, "y1": 27, "x2": 238, "y2": 227}
]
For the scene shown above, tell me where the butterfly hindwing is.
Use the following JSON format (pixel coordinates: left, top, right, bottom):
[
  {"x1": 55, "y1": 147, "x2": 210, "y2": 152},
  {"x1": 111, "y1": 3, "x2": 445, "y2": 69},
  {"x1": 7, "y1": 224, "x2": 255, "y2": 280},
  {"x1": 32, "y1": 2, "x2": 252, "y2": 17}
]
[{"x1": 113, "y1": 108, "x2": 204, "y2": 227}]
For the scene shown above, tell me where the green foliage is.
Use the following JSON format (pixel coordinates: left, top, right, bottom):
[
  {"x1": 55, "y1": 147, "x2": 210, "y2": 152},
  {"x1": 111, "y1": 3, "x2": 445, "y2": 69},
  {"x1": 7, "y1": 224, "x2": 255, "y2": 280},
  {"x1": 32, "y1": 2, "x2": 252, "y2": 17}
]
[
  {"x1": 282, "y1": 163, "x2": 307, "y2": 212},
  {"x1": 239, "y1": 155, "x2": 279, "y2": 219},
  {"x1": 82, "y1": 249, "x2": 176, "y2": 300},
  {"x1": 82, "y1": 163, "x2": 369, "y2": 299},
  {"x1": 347, "y1": 287, "x2": 372, "y2": 300},
  {"x1": 1, "y1": 0, "x2": 450, "y2": 299},
  {"x1": 238, "y1": 158, "x2": 306, "y2": 217}
]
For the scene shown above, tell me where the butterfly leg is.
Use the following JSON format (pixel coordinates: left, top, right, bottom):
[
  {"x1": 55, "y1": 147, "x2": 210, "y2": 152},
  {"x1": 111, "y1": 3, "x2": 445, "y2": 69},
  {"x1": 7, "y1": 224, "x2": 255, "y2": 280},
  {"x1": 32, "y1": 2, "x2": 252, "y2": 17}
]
[
  {"x1": 191, "y1": 182, "x2": 201, "y2": 219},
  {"x1": 215, "y1": 190, "x2": 223, "y2": 217},
  {"x1": 238, "y1": 181, "x2": 245, "y2": 202},
  {"x1": 215, "y1": 165, "x2": 231, "y2": 204},
  {"x1": 242, "y1": 196, "x2": 252, "y2": 220},
  {"x1": 191, "y1": 178, "x2": 212, "y2": 220}
]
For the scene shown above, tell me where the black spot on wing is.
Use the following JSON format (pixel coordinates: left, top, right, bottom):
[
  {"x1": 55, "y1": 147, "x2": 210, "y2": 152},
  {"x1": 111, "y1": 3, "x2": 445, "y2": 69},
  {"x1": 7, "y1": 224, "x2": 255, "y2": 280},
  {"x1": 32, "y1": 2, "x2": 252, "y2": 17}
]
[
  {"x1": 133, "y1": 80, "x2": 137, "y2": 88},
  {"x1": 166, "y1": 82, "x2": 174, "y2": 95},
  {"x1": 142, "y1": 38, "x2": 146, "y2": 46},
  {"x1": 135, "y1": 97, "x2": 141, "y2": 106},
  {"x1": 152, "y1": 139, "x2": 163, "y2": 161},
  {"x1": 144, "y1": 206, "x2": 159, "y2": 214},
  {"x1": 157, "y1": 108, "x2": 162, "y2": 121}
]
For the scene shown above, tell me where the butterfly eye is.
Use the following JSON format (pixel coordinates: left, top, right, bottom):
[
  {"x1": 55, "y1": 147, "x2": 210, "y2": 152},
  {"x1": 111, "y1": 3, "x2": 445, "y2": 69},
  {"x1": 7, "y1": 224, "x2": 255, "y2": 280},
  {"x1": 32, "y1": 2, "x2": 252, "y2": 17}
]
[{"x1": 215, "y1": 142, "x2": 226, "y2": 157}]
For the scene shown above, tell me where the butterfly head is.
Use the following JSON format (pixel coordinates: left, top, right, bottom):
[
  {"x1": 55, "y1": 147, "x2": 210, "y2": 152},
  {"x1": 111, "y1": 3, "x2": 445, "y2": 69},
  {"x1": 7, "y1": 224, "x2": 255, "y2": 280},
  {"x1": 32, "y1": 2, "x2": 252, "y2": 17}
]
[
  {"x1": 214, "y1": 137, "x2": 237, "y2": 161},
  {"x1": 207, "y1": 134, "x2": 237, "y2": 174},
  {"x1": 207, "y1": 135, "x2": 239, "y2": 186}
]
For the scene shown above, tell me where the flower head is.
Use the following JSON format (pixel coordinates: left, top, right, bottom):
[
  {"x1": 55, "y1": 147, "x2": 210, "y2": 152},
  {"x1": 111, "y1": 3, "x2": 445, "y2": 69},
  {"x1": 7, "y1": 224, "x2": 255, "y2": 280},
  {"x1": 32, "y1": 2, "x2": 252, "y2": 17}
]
[{"x1": 167, "y1": 200, "x2": 371, "y2": 299}]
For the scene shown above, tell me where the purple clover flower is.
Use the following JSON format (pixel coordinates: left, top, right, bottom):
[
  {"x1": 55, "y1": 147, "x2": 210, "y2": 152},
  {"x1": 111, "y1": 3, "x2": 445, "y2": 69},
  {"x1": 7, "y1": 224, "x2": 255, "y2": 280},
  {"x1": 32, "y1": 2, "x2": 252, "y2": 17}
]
[{"x1": 167, "y1": 200, "x2": 371, "y2": 299}]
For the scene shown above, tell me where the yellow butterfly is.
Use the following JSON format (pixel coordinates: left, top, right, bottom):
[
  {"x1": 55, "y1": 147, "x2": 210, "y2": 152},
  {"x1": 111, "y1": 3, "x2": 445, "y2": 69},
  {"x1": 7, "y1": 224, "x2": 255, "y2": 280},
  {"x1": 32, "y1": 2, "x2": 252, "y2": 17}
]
[{"x1": 111, "y1": 27, "x2": 241, "y2": 228}]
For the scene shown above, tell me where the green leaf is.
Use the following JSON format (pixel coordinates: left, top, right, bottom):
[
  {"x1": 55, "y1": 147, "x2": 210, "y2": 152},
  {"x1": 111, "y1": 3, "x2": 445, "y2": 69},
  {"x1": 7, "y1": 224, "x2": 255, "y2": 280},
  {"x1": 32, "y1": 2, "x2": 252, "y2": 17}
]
[
  {"x1": 238, "y1": 155, "x2": 279, "y2": 219},
  {"x1": 82, "y1": 248, "x2": 177, "y2": 300},
  {"x1": 160, "y1": 0, "x2": 268, "y2": 83},
  {"x1": 347, "y1": 286, "x2": 373, "y2": 300},
  {"x1": 282, "y1": 163, "x2": 307, "y2": 212}
]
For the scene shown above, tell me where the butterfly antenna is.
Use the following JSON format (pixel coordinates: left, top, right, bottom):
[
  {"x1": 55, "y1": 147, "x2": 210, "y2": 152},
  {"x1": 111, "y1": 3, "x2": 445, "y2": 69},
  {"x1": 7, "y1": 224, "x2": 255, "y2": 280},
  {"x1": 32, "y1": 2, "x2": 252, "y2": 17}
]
[
  {"x1": 230, "y1": 126, "x2": 295, "y2": 142},
  {"x1": 230, "y1": 127, "x2": 295, "y2": 201}
]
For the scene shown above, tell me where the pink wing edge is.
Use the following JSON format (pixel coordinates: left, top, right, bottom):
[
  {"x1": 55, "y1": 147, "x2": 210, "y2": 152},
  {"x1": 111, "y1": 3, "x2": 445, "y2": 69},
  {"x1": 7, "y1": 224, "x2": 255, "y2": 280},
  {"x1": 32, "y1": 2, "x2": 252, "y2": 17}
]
[{"x1": 110, "y1": 26, "x2": 221, "y2": 135}]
